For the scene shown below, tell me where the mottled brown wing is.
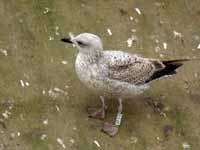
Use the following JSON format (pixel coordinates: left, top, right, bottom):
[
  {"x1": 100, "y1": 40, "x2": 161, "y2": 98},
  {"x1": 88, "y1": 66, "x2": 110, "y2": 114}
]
[{"x1": 105, "y1": 52, "x2": 163, "y2": 85}]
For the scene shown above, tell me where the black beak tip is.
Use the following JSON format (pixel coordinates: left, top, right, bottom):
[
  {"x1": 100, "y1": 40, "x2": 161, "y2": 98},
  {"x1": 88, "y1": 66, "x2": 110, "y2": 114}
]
[{"x1": 60, "y1": 38, "x2": 72, "y2": 43}]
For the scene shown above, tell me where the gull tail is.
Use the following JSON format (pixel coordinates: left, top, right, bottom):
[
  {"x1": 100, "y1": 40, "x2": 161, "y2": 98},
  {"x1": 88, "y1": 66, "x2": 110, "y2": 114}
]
[{"x1": 148, "y1": 58, "x2": 191, "y2": 82}]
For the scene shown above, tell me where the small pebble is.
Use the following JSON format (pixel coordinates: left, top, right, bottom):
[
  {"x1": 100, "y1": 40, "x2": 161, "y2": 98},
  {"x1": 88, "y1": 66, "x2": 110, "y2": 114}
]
[
  {"x1": 155, "y1": 46, "x2": 160, "y2": 53},
  {"x1": 131, "y1": 29, "x2": 136, "y2": 33},
  {"x1": 107, "y1": 28, "x2": 112, "y2": 36},
  {"x1": 42, "y1": 90, "x2": 46, "y2": 95},
  {"x1": 61, "y1": 61, "x2": 68, "y2": 65},
  {"x1": 93, "y1": 140, "x2": 100, "y2": 148},
  {"x1": 41, "y1": 134, "x2": 47, "y2": 140},
  {"x1": 57, "y1": 138, "x2": 66, "y2": 149},
  {"x1": 197, "y1": 43, "x2": 200, "y2": 49},
  {"x1": 16, "y1": 132, "x2": 21, "y2": 137},
  {"x1": 130, "y1": 16, "x2": 134, "y2": 21},
  {"x1": 159, "y1": 54, "x2": 164, "y2": 58},
  {"x1": 194, "y1": 73, "x2": 198, "y2": 78},
  {"x1": 43, "y1": 119, "x2": 48, "y2": 125},
  {"x1": 135, "y1": 8, "x2": 142, "y2": 15},
  {"x1": 0, "y1": 49, "x2": 8, "y2": 56},
  {"x1": 55, "y1": 26, "x2": 60, "y2": 35},
  {"x1": 69, "y1": 139, "x2": 75, "y2": 144},
  {"x1": 163, "y1": 42, "x2": 167, "y2": 50},
  {"x1": 73, "y1": 127, "x2": 77, "y2": 131},
  {"x1": 182, "y1": 142, "x2": 190, "y2": 149},
  {"x1": 10, "y1": 133, "x2": 15, "y2": 139},
  {"x1": 173, "y1": 30, "x2": 183, "y2": 38},
  {"x1": 127, "y1": 35, "x2": 137, "y2": 47},
  {"x1": 130, "y1": 136, "x2": 138, "y2": 144},
  {"x1": 43, "y1": 7, "x2": 50, "y2": 14},
  {"x1": 20, "y1": 80, "x2": 25, "y2": 87},
  {"x1": 155, "y1": 39, "x2": 159, "y2": 43},
  {"x1": 49, "y1": 36, "x2": 54, "y2": 41},
  {"x1": 55, "y1": 105, "x2": 60, "y2": 111},
  {"x1": 2, "y1": 110, "x2": 11, "y2": 119},
  {"x1": 25, "y1": 82, "x2": 30, "y2": 87}
]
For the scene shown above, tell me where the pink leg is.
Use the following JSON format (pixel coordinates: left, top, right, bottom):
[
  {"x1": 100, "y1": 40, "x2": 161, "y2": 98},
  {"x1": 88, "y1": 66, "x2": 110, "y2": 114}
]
[
  {"x1": 87, "y1": 96, "x2": 107, "y2": 120},
  {"x1": 102, "y1": 98, "x2": 123, "y2": 137}
]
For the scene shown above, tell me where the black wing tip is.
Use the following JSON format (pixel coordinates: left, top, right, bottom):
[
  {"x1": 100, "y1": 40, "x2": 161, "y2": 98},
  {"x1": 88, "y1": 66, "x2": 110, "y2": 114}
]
[{"x1": 60, "y1": 38, "x2": 73, "y2": 43}]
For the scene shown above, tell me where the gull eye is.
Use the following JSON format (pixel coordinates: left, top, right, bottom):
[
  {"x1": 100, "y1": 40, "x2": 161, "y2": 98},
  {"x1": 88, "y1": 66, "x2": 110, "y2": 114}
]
[{"x1": 77, "y1": 41, "x2": 84, "y2": 45}]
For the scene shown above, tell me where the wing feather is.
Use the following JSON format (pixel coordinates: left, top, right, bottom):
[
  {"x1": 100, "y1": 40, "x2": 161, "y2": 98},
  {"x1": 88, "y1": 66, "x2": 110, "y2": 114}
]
[{"x1": 103, "y1": 51, "x2": 164, "y2": 85}]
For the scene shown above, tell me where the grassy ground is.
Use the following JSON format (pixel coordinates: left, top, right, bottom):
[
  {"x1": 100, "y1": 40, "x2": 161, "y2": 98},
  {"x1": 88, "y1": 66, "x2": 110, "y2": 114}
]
[{"x1": 0, "y1": 0, "x2": 200, "y2": 149}]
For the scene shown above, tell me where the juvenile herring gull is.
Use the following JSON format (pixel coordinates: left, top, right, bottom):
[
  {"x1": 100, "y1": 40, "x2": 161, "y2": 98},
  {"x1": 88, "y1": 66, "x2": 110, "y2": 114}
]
[{"x1": 61, "y1": 33, "x2": 189, "y2": 136}]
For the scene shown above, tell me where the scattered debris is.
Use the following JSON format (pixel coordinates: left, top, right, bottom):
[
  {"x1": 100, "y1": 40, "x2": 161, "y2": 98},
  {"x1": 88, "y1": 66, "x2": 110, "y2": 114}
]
[
  {"x1": 129, "y1": 16, "x2": 134, "y2": 21},
  {"x1": 0, "y1": 144, "x2": 4, "y2": 149},
  {"x1": 43, "y1": 7, "x2": 50, "y2": 14},
  {"x1": 130, "y1": 136, "x2": 138, "y2": 144},
  {"x1": 134, "y1": 18, "x2": 139, "y2": 23},
  {"x1": 49, "y1": 36, "x2": 54, "y2": 41},
  {"x1": 10, "y1": 132, "x2": 16, "y2": 139},
  {"x1": 159, "y1": 20, "x2": 164, "y2": 25},
  {"x1": 55, "y1": 26, "x2": 60, "y2": 35},
  {"x1": 182, "y1": 142, "x2": 190, "y2": 149},
  {"x1": 17, "y1": 132, "x2": 21, "y2": 137},
  {"x1": 19, "y1": 19, "x2": 23, "y2": 23},
  {"x1": 43, "y1": 119, "x2": 48, "y2": 125},
  {"x1": 156, "y1": 136, "x2": 161, "y2": 141},
  {"x1": 159, "y1": 54, "x2": 164, "y2": 58},
  {"x1": 48, "y1": 89, "x2": 59, "y2": 99},
  {"x1": 135, "y1": 8, "x2": 142, "y2": 15},
  {"x1": 42, "y1": 90, "x2": 46, "y2": 95},
  {"x1": 155, "y1": 46, "x2": 160, "y2": 53},
  {"x1": 155, "y1": 39, "x2": 159, "y2": 44},
  {"x1": 127, "y1": 35, "x2": 138, "y2": 47},
  {"x1": 41, "y1": 134, "x2": 47, "y2": 140},
  {"x1": 61, "y1": 61, "x2": 68, "y2": 65},
  {"x1": 2, "y1": 110, "x2": 11, "y2": 119},
  {"x1": 73, "y1": 126, "x2": 77, "y2": 131},
  {"x1": 25, "y1": 82, "x2": 30, "y2": 86},
  {"x1": 57, "y1": 138, "x2": 66, "y2": 149},
  {"x1": 194, "y1": 72, "x2": 198, "y2": 78},
  {"x1": 173, "y1": 30, "x2": 183, "y2": 38},
  {"x1": 163, "y1": 42, "x2": 167, "y2": 50},
  {"x1": 81, "y1": 3, "x2": 85, "y2": 7},
  {"x1": 131, "y1": 29, "x2": 136, "y2": 33},
  {"x1": 69, "y1": 138, "x2": 75, "y2": 144},
  {"x1": 20, "y1": 80, "x2": 29, "y2": 87},
  {"x1": 107, "y1": 28, "x2": 112, "y2": 36},
  {"x1": 0, "y1": 48, "x2": 8, "y2": 56},
  {"x1": 48, "y1": 87, "x2": 68, "y2": 99},
  {"x1": 20, "y1": 80, "x2": 25, "y2": 87},
  {"x1": 163, "y1": 125, "x2": 173, "y2": 137},
  {"x1": 197, "y1": 43, "x2": 200, "y2": 49},
  {"x1": 65, "y1": 85, "x2": 69, "y2": 89},
  {"x1": 20, "y1": 114, "x2": 25, "y2": 121},
  {"x1": 93, "y1": 140, "x2": 100, "y2": 148},
  {"x1": 10, "y1": 132, "x2": 20, "y2": 139},
  {"x1": 54, "y1": 87, "x2": 68, "y2": 95},
  {"x1": 55, "y1": 105, "x2": 60, "y2": 111}
]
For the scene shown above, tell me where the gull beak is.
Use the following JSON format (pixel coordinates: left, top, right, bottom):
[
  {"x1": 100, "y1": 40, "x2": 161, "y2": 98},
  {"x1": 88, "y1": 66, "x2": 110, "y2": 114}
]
[{"x1": 60, "y1": 37, "x2": 73, "y2": 44}]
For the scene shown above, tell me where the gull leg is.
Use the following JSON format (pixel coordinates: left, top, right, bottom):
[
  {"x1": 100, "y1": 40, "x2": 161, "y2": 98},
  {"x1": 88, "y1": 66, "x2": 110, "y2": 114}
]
[
  {"x1": 87, "y1": 96, "x2": 106, "y2": 120},
  {"x1": 102, "y1": 98, "x2": 123, "y2": 137}
]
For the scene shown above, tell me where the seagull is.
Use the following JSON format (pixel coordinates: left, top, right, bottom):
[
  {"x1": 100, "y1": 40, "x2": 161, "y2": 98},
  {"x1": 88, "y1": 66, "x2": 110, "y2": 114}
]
[{"x1": 61, "y1": 33, "x2": 190, "y2": 136}]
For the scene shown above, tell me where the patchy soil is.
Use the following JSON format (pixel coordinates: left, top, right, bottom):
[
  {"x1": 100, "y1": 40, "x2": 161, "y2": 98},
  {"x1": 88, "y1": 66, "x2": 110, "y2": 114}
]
[{"x1": 0, "y1": 0, "x2": 200, "y2": 150}]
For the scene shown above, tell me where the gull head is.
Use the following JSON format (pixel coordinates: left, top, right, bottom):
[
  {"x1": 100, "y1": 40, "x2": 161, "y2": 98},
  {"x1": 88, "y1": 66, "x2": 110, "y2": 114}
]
[{"x1": 61, "y1": 33, "x2": 103, "y2": 52}]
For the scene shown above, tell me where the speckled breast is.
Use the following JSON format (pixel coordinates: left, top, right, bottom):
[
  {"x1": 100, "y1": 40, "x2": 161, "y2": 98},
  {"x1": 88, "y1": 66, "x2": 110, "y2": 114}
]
[{"x1": 75, "y1": 53, "x2": 102, "y2": 93}]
